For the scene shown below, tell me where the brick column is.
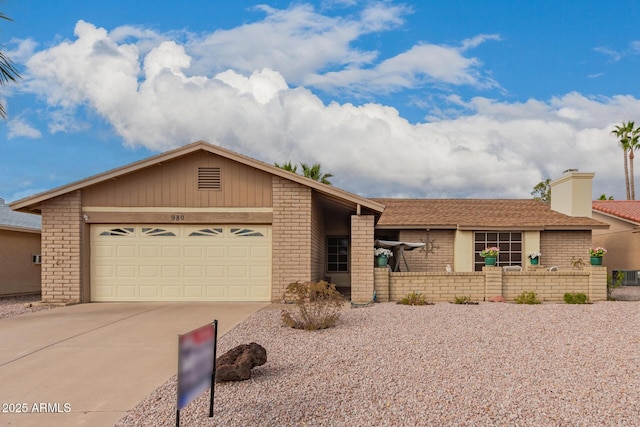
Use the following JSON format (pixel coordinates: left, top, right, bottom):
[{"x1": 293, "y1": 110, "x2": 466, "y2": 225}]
[
  {"x1": 272, "y1": 177, "x2": 312, "y2": 301},
  {"x1": 374, "y1": 267, "x2": 390, "y2": 302},
  {"x1": 40, "y1": 191, "x2": 83, "y2": 304},
  {"x1": 589, "y1": 266, "x2": 607, "y2": 301},
  {"x1": 483, "y1": 266, "x2": 503, "y2": 301},
  {"x1": 351, "y1": 215, "x2": 374, "y2": 303}
]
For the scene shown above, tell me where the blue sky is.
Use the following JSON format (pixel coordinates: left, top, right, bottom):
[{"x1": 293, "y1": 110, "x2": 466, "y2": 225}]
[{"x1": 1, "y1": 0, "x2": 640, "y2": 202}]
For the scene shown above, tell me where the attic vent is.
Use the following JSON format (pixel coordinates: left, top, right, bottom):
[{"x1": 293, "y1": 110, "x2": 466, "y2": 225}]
[{"x1": 198, "y1": 167, "x2": 221, "y2": 190}]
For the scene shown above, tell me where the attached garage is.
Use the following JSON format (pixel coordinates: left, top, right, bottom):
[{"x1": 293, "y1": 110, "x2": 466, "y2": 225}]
[
  {"x1": 10, "y1": 141, "x2": 383, "y2": 305},
  {"x1": 91, "y1": 224, "x2": 271, "y2": 301}
]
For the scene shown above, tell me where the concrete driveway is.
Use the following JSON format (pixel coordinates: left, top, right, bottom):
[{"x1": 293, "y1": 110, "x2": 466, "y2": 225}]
[{"x1": 0, "y1": 302, "x2": 267, "y2": 426}]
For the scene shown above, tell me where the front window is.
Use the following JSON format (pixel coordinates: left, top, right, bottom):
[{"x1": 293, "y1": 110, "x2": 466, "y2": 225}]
[
  {"x1": 327, "y1": 237, "x2": 349, "y2": 272},
  {"x1": 474, "y1": 232, "x2": 522, "y2": 271}
]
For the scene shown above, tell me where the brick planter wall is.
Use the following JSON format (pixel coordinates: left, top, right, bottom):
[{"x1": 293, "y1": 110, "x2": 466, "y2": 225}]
[{"x1": 375, "y1": 265, "x2": 607, "y2": 303}]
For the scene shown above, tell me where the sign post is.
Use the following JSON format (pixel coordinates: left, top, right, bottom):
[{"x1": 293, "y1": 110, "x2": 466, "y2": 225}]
[{"x1": 176, "y1": 320, "x2": 218, "y2": 427}]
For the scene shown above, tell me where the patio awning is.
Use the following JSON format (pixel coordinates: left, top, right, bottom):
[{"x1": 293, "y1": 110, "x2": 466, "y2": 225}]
[
  {"x1": 374, "y1": 240, "x2": 426, "y2": 272},
  {"x1": 374, "y1": 239, "x2": 426, "y2": 251}
]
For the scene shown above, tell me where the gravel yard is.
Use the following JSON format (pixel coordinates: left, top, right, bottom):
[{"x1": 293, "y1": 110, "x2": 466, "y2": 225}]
[
  {"x1": 118, "y1": 300, "x2": 640, "y2": 426},
  {"x1": 0, "y1": 294, "x2": 56, "y2": 319}
]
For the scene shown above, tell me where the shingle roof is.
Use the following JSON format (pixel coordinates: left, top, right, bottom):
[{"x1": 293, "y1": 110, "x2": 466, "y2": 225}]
[
  {"x1": 0, "y1": 198, "x2": 41, "y2": 231},
  {"x1": 374, "y1": 198, "x2": 607, "y2": 230},
  {"x1": 592, "y1": 200, "x2": 640, "y2": 224}
]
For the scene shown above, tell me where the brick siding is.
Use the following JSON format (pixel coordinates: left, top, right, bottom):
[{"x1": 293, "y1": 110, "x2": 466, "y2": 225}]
[
  {"x1": 540, "y1": 230, "x2": 592, "y2": 269},
  {"x1": 40, "y1": 191, "x2": 83, "y2": 304},
  {"x1": 398, "y1": 230, "x2": 455, "y2": 272},
  {"x1": 310, "y1": 193, "x2": 325, "y2": 282},
  {"x1": 272, "y1": 177, "x2": 313, "y2": 301},
  {"x1": 350, "y1": 215, "x2": 374, "y2": 303}
]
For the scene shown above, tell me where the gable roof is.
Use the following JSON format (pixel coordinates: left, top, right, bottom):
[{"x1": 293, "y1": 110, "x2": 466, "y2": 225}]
[
  {"x1": 0, "y1": 198, "x2": 41, "y2": 233},
  {"x1": 592, "y1": 200, "x2": 640, "y2": 225},
  {"x1": 374, "y1": 198, "x2": 608, "y2": 230},
  {"x1": 11, "y1": 141, "x2": 385, "y2": 214}
]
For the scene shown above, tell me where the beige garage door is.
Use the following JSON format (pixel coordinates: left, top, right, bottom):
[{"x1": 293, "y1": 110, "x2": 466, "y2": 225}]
[{"x1": 91, "y1": 224, "x2": 271, "y2": 301}]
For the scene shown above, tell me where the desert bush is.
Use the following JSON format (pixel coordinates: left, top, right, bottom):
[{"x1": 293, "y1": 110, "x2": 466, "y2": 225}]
[
  {"x1": 397, "y1": 291, "x2": 433, "y2": 306},
  {"x1": 453, "y1": 295, "x2": 478, "y2": 305},
  {"x1": 281, "y1": 281, "x2": 344, "y2": 330},
  {"x1": 514, "y1": 291, "x2": 541, "y2": 304},
  {"x1": 607, "y1": 273, "x2": 624, "y2": 300},
  {"x1": 564, "y1": 292, "x2": 589, "y2": 304}
]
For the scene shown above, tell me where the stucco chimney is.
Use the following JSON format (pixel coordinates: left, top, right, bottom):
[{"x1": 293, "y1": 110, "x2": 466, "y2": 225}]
[{"x1": 550, "y1": 169, "x2": 594, "y2": 217}]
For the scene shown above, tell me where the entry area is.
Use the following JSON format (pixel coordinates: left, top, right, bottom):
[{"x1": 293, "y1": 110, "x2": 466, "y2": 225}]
[{"x1": 91, "y1": 224, "x2": 272, "y2": 301}]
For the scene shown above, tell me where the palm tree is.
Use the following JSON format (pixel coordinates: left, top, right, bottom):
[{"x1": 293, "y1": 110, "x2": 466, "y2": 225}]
[
  {"x1": 300, "y1": 162, "x2": 333, "y2": 185},
  {"x1": 274, "y1": 161, "x2": 298, "y2": 173},
  {"x1": 0, "y1": 12, "x2": 20, "y2": 119},
  {"x1": 628, "y1": 127, "x2": 640, "y2": 200},
  {"x1": 611, "y1": 121, "x2": 636, "y2": 200}
]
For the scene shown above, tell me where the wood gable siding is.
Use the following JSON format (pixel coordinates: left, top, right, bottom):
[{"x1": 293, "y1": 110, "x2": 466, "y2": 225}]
[{"x1": 82, "y1": 151, "x2": 273, "y2": 208}]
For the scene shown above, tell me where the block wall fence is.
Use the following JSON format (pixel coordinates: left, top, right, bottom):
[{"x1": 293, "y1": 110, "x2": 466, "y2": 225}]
[{"x1": 374, "y1": 266, "x2": 607, "y2": 303}]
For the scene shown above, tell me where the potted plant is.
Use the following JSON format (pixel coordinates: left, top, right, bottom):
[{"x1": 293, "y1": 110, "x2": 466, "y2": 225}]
[
  {"x1": 527, "y1": 251, "x2": 542, "y2": 265},
  {"x1": 589, "y1": 247, "x2": 607, "y2": 265},
  {"x1": 374, "y1": 248, "x2": 393, "y2": 267},
  {"x1": 480, "y1": 247, "x2": 500, "y2": 266}
]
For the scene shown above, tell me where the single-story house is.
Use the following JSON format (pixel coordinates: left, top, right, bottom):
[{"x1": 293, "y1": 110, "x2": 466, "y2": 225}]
[
  {"x1": 0, "y1": 197, "x2": 42, "y2": 296},
  {"x1": 10, "y1": 142, "x2": 608, "y2": 304},
  {"x1": 592, "y1": 200, "x2": 640, "y2": 284}
]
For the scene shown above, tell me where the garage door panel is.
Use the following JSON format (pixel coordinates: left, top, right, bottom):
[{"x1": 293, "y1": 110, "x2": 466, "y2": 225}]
[
  {"x1": 116, "y1": 246, "x2": 137, "y2": 257},
  {"x1": 251, "y1": 266, "x2": 270, "y2": 278},
  {"x1": 116, "y1": 265, "x2": 136, "y2": 278},
  {"x1": 116, "y1": 286, "x2": 137, "y2": 298},
  {"x1": 228, "y1": 246, "x2": 247, "y2": 257},
  {"x1": 206, "y1": 247, "x2": 225, "y2": 257},
  {"x1": 139, "y1": 266, "x2": 159, "y2": 277},
  {"x1": 161, "y1": 266, "x2": 181, "y2": 277},
  {"x1": 161, "y1": 246, "x2": 181, "y2": 257},
  {"x1": 184, "y1": 266, "x2": 203, "y2": 277},
  {"x1": 162, "y1": 286, "x2": 182, "y2": 298},
  {"x1": 139, "y1": 246, "x2": 158, "y2": 257},
  {"x1": 92, "y1": 224, "x2": 271, "y2": 302},
  {"x1": 139, "y1": 286, "x2": 159, "y2": 297},
  {"x1": 184, "y1": 246, "x2": 204, "y2": 257},
  {"x1": 184, "y1": 286, "x2": 203, "y2": 297},
  {"x1": 206, "y1": 266, "x2": 225, "y2": 278}
]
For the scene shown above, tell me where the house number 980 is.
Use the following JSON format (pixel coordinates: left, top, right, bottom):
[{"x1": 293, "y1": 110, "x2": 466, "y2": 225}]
[{"x1": 171, "y1": 215, "x2": 185, "y2": 221}]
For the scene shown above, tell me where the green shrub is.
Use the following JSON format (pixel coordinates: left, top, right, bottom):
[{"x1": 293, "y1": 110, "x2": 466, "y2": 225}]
[
  {"x1": 563, "y1": 292, "x2": 589, "y2": 304},
  {"x1": 453, "y1": 295, "x2": 478, "y2": 305},
  {"x1": 514, "y1": 291, "x2": 541, "y2": 304},
  {"x1": 397, "y1": 291, "x2": 433, "y2": 306},
  {"x1": 281, "y1": 281, "x2": 344, "y2": 330}
]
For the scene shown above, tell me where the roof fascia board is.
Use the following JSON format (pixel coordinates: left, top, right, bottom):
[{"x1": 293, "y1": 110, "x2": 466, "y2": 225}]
[
  {"x1": 374, "y1": 225, "x2": 457, "y2": 230},
  {"x1": 0, "y1": 225, "x2": 41, "y2": 234}
]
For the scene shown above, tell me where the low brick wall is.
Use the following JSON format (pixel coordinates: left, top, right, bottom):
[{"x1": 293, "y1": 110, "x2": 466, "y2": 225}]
[
  {"x1": 375, "y1": 266, "x2": 607, "y2": 303},
  {"x1": 502, "y1": 271, "x2": 589, "y2": 301}
]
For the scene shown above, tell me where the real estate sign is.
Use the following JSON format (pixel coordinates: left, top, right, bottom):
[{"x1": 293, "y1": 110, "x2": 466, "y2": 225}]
[{"x1": 177, "y1": 320, "x2": 217, "y2": 419}]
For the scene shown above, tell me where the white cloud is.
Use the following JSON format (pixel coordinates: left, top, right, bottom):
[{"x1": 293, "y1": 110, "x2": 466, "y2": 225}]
[
  {"x1": 7, "y1": 117, "x2": 42, "y2": 139},
  {"x1": 14, "y1": 7, "x2": 638, "y2": 200}
]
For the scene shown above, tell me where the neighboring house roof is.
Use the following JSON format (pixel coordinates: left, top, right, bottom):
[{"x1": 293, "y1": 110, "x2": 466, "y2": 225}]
[
  {"x1": 592, "y1": 200, "x2": 640, "y2": 225},
  {"x1": 11, "y1": 141, "x2": 385, "y2": 214},
  {"x1": 374, "y1": 198, "x2": 608, "y2": 230},
  {"x1": 0, "y1": 198, "x2": 41, "y2": 233}
]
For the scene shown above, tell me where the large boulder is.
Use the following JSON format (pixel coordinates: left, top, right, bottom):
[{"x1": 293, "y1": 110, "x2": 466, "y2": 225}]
[{"x1": 216, "y1": 343, "x2": 267, "y2": 383}]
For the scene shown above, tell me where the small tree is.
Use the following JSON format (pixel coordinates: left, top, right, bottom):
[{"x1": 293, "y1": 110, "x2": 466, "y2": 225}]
[
  {"x1": 531, "y1": 178, "x2": 551, "y2": 202},
  {"x1": 274, "y1": 161, "x2": 298, "y2": 173},
  {"x1": 598, "y1": 194, "x2": 614, "y2": 200}
]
